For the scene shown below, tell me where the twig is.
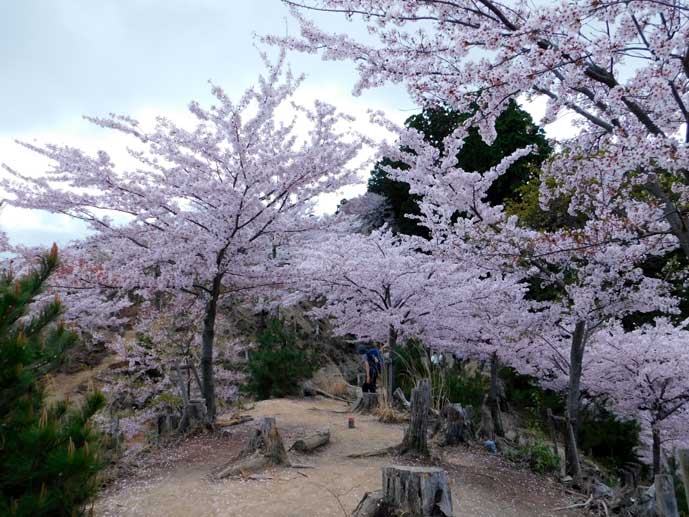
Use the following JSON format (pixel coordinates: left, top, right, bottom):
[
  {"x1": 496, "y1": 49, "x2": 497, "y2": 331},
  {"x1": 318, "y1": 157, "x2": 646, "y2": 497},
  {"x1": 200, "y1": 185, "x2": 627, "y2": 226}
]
[{"x1": 553, "y1": 494, "x2": 593, "y2": 511}]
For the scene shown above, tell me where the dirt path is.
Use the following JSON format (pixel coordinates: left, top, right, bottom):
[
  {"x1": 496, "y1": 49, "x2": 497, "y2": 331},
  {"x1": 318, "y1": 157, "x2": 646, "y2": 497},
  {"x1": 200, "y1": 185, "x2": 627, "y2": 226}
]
[{"x1": 95, "y1": 397, "x2": 588, "y2": 516}]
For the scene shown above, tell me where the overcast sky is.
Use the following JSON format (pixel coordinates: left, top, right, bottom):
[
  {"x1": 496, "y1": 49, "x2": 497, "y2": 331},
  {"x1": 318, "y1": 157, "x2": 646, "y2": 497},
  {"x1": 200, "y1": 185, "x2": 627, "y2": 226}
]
[{"x1": 0, "y1": 0, "x2": 576, "y2": 249}]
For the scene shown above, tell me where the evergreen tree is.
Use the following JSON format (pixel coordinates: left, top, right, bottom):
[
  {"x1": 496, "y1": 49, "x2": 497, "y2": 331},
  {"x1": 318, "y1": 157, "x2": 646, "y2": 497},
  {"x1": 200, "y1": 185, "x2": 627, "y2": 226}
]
[
  {"x1": 368, "y1": 101, "x2": 551, "y2": 237},
  {"x1": 0, "y1": 244, "x2": 105, "y2": 516}
]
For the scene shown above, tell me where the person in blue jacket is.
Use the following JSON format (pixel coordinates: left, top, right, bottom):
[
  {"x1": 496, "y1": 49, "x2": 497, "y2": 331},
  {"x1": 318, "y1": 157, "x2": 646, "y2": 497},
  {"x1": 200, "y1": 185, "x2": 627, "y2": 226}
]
[{"x1": 358, "y1": 344, "x2": 382, "y2": 393}]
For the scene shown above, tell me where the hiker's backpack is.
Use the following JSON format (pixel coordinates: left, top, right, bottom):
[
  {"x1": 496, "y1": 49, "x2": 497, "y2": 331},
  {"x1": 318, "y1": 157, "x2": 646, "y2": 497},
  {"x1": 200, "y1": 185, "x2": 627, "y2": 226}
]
[{"x1": 366, "y1": 348, "x2": 382, "y2": 375}]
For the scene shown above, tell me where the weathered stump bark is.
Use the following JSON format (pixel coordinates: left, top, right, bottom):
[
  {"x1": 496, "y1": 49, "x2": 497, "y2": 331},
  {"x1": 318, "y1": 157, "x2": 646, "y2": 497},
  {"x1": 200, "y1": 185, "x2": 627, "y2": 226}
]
[
  {"x1": 678, "y1": 449, "x2": 689, "y2": 513},
  {"x1": 437, "y1": 403, "x2": 468, "y2": 446},
  {"x1": 290, "y1": 429, "x2": 330, "y2": 453},
  {"x1": 655, "y1": 474, "x2": 679, "y2": 517},
  {"x1": 354, "y1": 392, "x2": 380, "y2": 414},
  {"x1": 214, "y1": 417, "x2": 289, "y2": 479},
  {"x1": 400, "y1": 379, "x2": 431, "y2": 456},
  {"x1": 382, "y1": 465, "x2": 453, "y2": 516}
]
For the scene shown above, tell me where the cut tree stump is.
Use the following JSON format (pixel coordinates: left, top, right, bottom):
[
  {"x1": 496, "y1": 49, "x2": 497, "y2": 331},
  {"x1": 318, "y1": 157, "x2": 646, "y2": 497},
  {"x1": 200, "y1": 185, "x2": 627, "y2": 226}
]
[
  {"x1": 382, "y1": 466, "x2": 453, "y2": 517},
  {"x1": 400, "y1": 379, "x2": 431, "y2": 456},
  {"x1": 351, "y1": 466, "x2": 453, "y2": 516},
  {"x1": 353, "y1": 392, "x2": 380, "y2": 414},
  {"x1": 214, "y1": 417, "x2": 289, "y2": 479},
  {"x1": 436, "y1": 403, "x2": 469, "y2": 446},
  {"x1": 289, "y1": 428, "x2": 330, "y2": 453}
]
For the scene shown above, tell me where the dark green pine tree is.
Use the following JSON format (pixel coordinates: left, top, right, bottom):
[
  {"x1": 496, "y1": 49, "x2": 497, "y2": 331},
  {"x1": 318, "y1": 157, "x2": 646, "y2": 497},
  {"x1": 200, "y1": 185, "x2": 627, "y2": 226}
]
[
  {"x1": 368, "y1": 100, "x2": 552, "y2": 237},
  {"x1": 0, "y1": 244, "x2": 106, "y2": 516}
]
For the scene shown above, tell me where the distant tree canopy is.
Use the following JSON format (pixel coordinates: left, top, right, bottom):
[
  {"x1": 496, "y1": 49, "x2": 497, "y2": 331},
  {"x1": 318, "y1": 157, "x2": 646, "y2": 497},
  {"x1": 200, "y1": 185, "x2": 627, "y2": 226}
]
[{"x1": 368, "y1": 101, "x2": 551, "y2": 237}]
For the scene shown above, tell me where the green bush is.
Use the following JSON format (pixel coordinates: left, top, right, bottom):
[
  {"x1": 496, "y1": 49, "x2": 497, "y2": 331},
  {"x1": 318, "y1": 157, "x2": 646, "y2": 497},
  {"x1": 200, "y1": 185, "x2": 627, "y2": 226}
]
[
  {"x1": 506, "y1": 439, "x2": 561, "y2": 474},
  {"x1": 244, "y1": 318, "x2": 313, "y2": 400},
  {"x1": 578, "y1": 409, "x2": 640, "y2": 471},
  {"x1": 0, "y1": 246, "x2": 105, "y2": 516}
]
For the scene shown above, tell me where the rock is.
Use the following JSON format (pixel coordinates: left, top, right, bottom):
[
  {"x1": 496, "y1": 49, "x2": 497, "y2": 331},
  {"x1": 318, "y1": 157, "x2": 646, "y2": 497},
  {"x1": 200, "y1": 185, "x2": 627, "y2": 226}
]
[
  {"x1": 592, "y1": 481, "x2": 614, "y2": 499},
  {"x1": 505, "y1": 429, "x2": 518, "y2": 442}
]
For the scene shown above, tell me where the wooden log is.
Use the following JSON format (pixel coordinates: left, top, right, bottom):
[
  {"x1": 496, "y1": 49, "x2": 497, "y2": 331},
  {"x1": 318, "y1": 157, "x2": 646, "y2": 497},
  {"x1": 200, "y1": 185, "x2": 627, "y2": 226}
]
[
  {"x1": 655, "y1": 474, "x2": 680, "y2": 517},
  {"x1": 290, "y1": 429, "x2": 330, "y2": 453},
  {"x1": 351, "y1": 490, "x2": 385, "y2": 517},
  {"x1": 400, "y1": 379, "x2": 431, "y2": 456},
  {"x1": 382, "y1": 465, "x2": 453, "y2": 516},
  {"x1": 353, "y1": 392, "x2": 380, "y2": 414},
  {"x1": 678, "y1": 449, "x2": 689, "y2": 514},
  {"x1": 302, "y1": 380, "x2": 349, "y2": 402}
]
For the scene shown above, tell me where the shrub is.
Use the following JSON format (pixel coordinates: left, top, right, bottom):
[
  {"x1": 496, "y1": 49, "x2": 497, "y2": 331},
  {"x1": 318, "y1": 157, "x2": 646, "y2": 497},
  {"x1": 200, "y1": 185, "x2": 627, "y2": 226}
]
[
  {"x1": 244, "y1": 318, "x2": 313, "y2": 400},
  {"x1": 0, "y1": 245, "x2": 105, "y2": 516},
  {"x1": 506, "y1": 439, "x2": 561, "y2": 474}
]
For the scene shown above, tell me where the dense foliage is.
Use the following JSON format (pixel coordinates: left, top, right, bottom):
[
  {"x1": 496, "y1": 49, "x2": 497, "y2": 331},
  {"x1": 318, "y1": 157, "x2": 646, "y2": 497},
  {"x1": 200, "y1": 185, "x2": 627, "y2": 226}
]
[
  {"x1": 369, "y1": 103, "x2": 551, "y2": 237},
  {"x1": 0, "y1": 246, "x2": 105, "y2": 516},
  {"x1": 244, "y1": 318, "x2": 314, "y2": 400}
]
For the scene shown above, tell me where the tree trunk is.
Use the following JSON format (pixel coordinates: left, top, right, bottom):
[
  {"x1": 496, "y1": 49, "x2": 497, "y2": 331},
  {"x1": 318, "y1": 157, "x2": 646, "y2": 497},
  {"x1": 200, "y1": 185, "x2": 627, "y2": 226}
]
[
  {"x1": 646, "y1": 179, "x2": 689, "y2": 260},
  {"x1": 565, "y1": 320, "x2": 586, "y2": 479},
  {"x1": 352, "y1": 491, "x2": 385, "y2": 517},
  {"x1": 678, "y1": 449, "x2": 689, "y2": 514},
  {"x1": 401, "y1": 378, "x2": 431, "y2": 456},
  {"x1": 653, "y1": 426, "x2": 662, "y2": 476},
  {"x1": 201, "y1": 274, "x2": 222, "y2": 422},
  {"x1": 489, "y1": 352, "x2": 504, "y2": 437},
  {"x1": 289, "y1": 429, "x2": 330, "y2": 453},
  {"x1": 386, "y1": 324, "x2": 398, "y2": 402},
  {"x1": 655, "y1": 474, "x2": 680, "y2": 517},
  {"x1": 382, "y1": 466, "x2": 453, "y2": 516}
]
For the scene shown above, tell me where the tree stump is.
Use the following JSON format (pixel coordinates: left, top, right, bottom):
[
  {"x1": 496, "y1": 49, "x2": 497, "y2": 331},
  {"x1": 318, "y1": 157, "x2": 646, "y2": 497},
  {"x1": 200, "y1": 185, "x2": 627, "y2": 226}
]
[
  {"x1": 354, "y1": 392, "x2": 380, "y2": 414},
  {"x1": 382, "y1": 466, "x2": 453, "y2": 516},
  {"x1": 290, "y1": 429, "x2": 330, "y2": 453},
  {"x1": 437, "y1": 403, "x2": 468, "y2": 446},
  {"x1": 400, "y1": 379, "x2": 431, "y2": 456},
  {"x1": 655, "y1": 474, "x2": 679, "y2": 517},
  {"x1": 352, "y1": 466, "x2": 453, "y2": 517},
  {"x1": 214, "y1": 417, "x2": 289, "y2": 479}
]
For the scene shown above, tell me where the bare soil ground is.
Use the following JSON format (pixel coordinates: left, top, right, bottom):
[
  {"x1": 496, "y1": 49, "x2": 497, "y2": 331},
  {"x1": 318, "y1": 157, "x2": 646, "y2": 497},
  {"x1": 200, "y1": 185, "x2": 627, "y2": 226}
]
[{"x1": 95, "y1": 397, "x2": 588, "y2": 517}]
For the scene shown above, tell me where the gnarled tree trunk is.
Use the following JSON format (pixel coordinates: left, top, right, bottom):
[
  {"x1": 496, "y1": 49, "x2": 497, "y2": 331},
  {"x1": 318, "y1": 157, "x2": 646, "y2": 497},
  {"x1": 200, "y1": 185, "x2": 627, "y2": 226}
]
[
  {"x1": 201, "y1": 274, "x2": 223, "y2": 422},
  {"x1": 488, "y1": 352, "x2": 504, "y2": 437},
  {"x1": 401, "y1": 378, "x2": 431, "y2": 456},
  {"x1": 437, "y1": 403, "x2": 469, "y2": 446},
  {"x1": 565, "y1": 320, "x2": 586, "y2": 481},
  {"x1": 386, "y1": 324, "x2": 398, "y2": 402}
]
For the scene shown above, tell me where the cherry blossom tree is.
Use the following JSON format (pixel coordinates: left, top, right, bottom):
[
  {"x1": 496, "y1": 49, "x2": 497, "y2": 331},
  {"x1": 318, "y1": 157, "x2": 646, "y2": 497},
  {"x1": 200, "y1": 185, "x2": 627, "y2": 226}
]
[
  {"x1": 586, "y1": 319, "x2": 689, "y2": 475},
  {"x1": 273, "y1": 0, "x2": 689, "y2": 262},
  {"x1": 1, "y1": 54, "x2": 365, "y2": 420},
  {"x1": 371, "y1": 114, "x2": 678, "y2": 474}
]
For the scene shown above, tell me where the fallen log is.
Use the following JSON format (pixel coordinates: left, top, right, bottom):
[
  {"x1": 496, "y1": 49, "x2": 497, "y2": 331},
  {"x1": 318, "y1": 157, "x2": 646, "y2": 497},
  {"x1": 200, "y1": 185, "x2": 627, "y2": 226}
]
[
  {"x1": 217, "y1": 415, "x2": 253, "y2": 427},
  {"x1": 290, "y1": 429, "x2": 330, "y2": 453},
  {"x1": 302, "y1": 380, "x2": 349, "y2": 402}
]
